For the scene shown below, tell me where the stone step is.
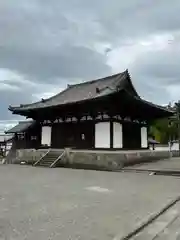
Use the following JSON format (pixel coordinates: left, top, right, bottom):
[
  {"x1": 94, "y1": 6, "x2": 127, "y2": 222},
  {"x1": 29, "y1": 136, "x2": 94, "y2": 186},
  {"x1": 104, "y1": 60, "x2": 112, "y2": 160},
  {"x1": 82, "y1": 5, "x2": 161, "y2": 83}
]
[
  {"x1": 44, "y1": 158, "x2": 58, "y2": 161},
  {"x1": 44, "y1": 155, "x2": 60, "y2": 159},
  {"x1": 42, "y1": 160, "x2": 56, "y2": 163},
  {"x1": 43, "y1": 157, "x2": 57, "y2": 161},
  {"x1": 40, "y1": 159, "x2": 56, "y2": 163},
  {"x1": 47, "y1": 154, "x2": 59, "y2": 157},
  {"x1": 47, "y1": 152, "x2": 63, "y2": 156},
  {"x1": 40, "y1": 161, "x2": 54, "y2": 164},
  {"x1": 34, "y1": 150, "x2": 65, "y2": 167},
  {"x1": 40, "y1": 159, "x2": 55, "y2": 163},
  {"x1": 38, "y1": 156, "x2": 59, "y2": 167},
  {"x1": 38, "y1": 164, "x2": 52, "y2": 167}
]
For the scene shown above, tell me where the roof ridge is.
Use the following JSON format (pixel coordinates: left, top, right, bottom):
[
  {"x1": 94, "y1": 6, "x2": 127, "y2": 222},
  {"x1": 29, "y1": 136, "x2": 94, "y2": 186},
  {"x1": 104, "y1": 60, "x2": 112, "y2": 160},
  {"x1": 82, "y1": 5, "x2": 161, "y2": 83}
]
[
  {"x1": 18, "y1": 120, "x2": 34, "y2": 124},
  {"x1": 68, "y1": 71, "x2": 127, "y2": 88}
]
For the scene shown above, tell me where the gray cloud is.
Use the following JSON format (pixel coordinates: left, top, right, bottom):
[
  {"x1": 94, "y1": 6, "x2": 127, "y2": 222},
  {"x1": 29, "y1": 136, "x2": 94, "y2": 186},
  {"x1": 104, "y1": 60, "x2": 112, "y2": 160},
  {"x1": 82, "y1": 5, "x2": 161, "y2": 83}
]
[
  {"x1": 132, "y1": 48, "x2": 180, "y2": 84},
  {"x1": 0, "y1": 0, "x2": 180, "y2": 131},
  {"x1": 0, "y1": 46, "x2": 110, "y2": 81}
]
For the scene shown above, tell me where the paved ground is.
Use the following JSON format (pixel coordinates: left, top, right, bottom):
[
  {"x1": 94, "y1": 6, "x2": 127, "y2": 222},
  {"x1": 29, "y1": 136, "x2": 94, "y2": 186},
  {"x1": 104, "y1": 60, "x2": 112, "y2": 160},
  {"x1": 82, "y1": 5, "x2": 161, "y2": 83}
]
[
  {"x1": 132, "y1": 201, "x2": 180, "y2": 239},
  {"x1": 124, "y1": 157, "x2": 180, "y2": 172},
  {"x1": 156, "y1": 216, "x2": 180, "y2": 240},
  {"x1": 1, "y1": 165, "x2": 180, "y2": 240}
]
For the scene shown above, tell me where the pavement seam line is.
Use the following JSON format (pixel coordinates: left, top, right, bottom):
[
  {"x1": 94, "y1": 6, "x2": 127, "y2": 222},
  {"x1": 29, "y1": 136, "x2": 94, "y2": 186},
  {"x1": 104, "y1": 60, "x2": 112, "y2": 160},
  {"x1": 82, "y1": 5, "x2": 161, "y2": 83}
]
[
  {"x1": 122, "y1": 169, "x2": 180, "y2": 177},
  {"x1": 152, "y1": 214, "x2": 179, "y2": 240},
  {"x1": 114, "y1": 196, "x2": 180, "y2": 240}
]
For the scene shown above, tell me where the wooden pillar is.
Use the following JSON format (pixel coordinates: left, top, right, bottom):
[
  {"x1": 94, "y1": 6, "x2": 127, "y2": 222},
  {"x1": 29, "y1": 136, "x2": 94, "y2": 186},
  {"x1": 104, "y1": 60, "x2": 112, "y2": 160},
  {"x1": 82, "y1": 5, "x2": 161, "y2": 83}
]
[
  {"x1": 4, "y1": 141, "x2": 7, "y2": 157},
  {"x1": 110, "y1": 119, "x2": 113, "y2": 149}
]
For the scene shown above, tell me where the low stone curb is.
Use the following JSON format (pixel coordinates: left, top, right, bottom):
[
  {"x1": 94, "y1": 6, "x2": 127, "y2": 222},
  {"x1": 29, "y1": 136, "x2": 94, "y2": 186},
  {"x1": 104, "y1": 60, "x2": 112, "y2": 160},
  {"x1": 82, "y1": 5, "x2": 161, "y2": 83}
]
[
  {"x1": 113, "y1": 196, "x2": 180, "y2": 240},
  {"x1": 122, "y1": 168, "x2": 180, "y2": 176}
]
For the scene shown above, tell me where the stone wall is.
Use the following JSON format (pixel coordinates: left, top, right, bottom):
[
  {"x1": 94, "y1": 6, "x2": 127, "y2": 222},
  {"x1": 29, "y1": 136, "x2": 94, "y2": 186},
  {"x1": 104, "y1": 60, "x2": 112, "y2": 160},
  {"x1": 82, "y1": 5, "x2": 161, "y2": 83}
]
[
  {"x1": 57, "y1": 150, "x2": 178, "y2": 171},
  {"x1": 57, "y1": 151, "x2": 125, "y2": 170},
  {"x1": 14, "y1": 149, "x2": 47, "y2": 165},
  {"x1": 8, "y1": 148, "x2": 180, "y2": 171}
]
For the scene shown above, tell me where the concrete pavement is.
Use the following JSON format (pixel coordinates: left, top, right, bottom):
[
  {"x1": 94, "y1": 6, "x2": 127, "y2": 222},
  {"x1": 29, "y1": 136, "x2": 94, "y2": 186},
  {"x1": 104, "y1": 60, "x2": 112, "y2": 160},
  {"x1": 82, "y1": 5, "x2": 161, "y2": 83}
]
[
  {"x1": 124, "y1": 157, "x2": 180, "y2": 173},
  {"x1": 0, "y1": 165, "x2": 180, "y2": 239},
  {"x1": 132, "y1": 201, "x2": 180, "y2": 239},
  {"x1": 155, "y1": 216, "x2": 180, "y2": 240}
]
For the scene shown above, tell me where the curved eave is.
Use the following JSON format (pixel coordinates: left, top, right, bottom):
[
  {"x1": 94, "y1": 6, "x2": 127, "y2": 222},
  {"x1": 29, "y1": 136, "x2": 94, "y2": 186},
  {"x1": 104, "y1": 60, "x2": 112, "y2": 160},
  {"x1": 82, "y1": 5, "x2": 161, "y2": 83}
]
[
  {"x1": 9, "y1": 90, "x2": 174, "y2": 121},
  {"x1": 125, "y1": 70, "x2": 140, "y2": 97},
  {"x1": 134, "y1": 96, "x2": 174, "y2": 117},
  {"x1": 8, "y1": 91, "x2": 116, "y2": 115},
  {"x1": 9, "y1": 70, "x2": 138, "y2": 114}
]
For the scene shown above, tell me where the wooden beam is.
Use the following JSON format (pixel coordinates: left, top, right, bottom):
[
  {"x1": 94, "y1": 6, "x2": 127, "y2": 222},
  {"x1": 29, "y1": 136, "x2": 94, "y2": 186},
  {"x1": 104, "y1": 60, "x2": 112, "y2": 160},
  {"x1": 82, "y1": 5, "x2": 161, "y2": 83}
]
[{"x1": 110, "y1": 119, "x2": 113, "y2": 149}]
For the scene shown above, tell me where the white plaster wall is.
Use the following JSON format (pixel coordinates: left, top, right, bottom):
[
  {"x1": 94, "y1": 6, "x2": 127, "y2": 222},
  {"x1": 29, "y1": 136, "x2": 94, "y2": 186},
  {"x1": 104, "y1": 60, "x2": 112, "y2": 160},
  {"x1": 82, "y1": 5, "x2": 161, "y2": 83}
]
[
  {"x1": 95, "y1": 122, "x2": 110, "y2": 148},
  {"x1": 141, "y1": 127, "x2": 148, "y2": 148},
  {"x1": 113, "y1": 122, "x2": 123, "y2": 148},
  {"x1": 41, "y1": 126, "x2": 52, "y2": 146},
  {"x1": 171, "y1": 142, "x2": 179, "y2": 151}
]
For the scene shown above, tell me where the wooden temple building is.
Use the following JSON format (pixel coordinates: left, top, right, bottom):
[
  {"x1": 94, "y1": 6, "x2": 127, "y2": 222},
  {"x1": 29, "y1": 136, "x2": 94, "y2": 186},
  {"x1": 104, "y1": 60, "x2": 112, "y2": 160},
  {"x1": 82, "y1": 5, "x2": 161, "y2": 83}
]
[{"x1": 7, "y1": 70, "x2": 173, "y2": 150}]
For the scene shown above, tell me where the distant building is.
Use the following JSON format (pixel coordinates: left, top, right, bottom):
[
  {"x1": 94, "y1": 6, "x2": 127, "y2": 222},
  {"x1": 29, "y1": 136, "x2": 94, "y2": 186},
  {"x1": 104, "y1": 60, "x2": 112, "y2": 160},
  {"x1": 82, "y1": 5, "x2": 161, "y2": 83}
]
[
  {"x1": 0, "y1": 134, "x2": 13, "y2": 156},
  {"x1": 7, "y1": 70, "x2": 173, "y2": 150}
]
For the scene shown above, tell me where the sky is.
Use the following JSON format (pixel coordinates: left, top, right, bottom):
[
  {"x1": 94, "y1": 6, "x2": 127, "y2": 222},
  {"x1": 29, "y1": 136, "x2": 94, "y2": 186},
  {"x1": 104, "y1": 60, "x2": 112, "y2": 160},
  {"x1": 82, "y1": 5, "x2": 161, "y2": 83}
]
[{"x1": 0, "y1": 0, "x2": 180, "y2": 132}]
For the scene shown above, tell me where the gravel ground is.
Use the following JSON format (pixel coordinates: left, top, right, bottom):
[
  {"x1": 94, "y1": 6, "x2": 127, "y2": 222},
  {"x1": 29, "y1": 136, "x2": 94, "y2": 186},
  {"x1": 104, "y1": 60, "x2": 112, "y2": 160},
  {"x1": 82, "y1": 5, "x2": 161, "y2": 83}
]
[{"x1": 0, "y1": 165, "x2": 180, "y2": 240}]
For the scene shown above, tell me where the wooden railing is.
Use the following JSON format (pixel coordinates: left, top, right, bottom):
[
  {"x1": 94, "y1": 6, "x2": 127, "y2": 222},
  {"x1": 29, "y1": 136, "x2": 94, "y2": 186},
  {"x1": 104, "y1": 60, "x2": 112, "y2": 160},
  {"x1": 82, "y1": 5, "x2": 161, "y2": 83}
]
[
  {"x1": 33, "y1": 149, "x2": 51, "y2": 166},
  {"x1": 50, "y1": 150, "x2": 65, "y2": 168}
]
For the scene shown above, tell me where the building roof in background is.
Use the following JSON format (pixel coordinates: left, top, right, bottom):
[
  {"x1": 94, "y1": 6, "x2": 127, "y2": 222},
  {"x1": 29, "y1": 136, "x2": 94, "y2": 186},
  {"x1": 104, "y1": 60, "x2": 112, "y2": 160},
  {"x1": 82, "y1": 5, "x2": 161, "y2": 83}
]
[
  {"x1": 0, "y1": 134, "x2": 13, "y2": 143},
  {"x1": 5, "y1": 121, "x2": 34, "y2": 134}
]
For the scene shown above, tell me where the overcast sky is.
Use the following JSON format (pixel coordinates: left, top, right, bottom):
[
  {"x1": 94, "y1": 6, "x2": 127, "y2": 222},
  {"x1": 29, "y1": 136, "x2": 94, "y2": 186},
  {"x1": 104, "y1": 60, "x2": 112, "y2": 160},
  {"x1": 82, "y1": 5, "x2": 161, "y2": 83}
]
[{"x1": 0, "y1": 0, "x2": 180, "y2": 132}]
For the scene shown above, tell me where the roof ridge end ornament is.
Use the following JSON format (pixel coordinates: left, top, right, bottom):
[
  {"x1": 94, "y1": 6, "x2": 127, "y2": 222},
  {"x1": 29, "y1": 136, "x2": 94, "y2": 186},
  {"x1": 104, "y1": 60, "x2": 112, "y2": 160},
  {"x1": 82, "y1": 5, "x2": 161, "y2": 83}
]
[
  {"x1": 125, "y1": 68, "x2": 130, "y2": 77},
  {"x1": 67, "y1": 84, "x2": 73, "y2": 88}
]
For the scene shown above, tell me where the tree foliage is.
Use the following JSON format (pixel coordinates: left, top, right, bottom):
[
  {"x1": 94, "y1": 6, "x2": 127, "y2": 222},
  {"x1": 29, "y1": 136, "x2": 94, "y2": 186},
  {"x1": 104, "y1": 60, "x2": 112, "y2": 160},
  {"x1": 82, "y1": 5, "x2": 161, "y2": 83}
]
[
  {"x1": 150, "y1": 118, "x2": 178, "y2": 144},
  {"x1": 150, "y1": 102, "x2": 179, "y2": 144}
]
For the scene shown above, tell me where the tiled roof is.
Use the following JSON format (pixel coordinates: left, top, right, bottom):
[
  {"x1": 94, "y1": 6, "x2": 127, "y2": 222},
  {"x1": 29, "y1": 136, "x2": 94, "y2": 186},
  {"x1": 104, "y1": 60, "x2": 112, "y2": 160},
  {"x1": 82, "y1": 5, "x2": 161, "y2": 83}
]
[
  {"x1": 9, "y1": 70, "x2": 138, "y2": 112},
  {"x1": 8, "y1": 70, "x2": 174, "y2": 118},
  {"x1": 5, "y1": 121, "x2": 34, "y2": 133}
]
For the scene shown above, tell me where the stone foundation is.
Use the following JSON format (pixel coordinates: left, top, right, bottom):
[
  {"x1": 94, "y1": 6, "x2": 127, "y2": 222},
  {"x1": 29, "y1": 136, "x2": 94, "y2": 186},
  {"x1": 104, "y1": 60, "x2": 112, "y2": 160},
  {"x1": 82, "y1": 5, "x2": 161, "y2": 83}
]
[
  {"x1": 10, "y1": 148, "x2": 180, "y2": 171},
  {"x1": 59, "y1": 150, "x2": 179, "y2": 170},
  {"x1": 14, "y1": 149, "x2": 47, "y2": 165}
]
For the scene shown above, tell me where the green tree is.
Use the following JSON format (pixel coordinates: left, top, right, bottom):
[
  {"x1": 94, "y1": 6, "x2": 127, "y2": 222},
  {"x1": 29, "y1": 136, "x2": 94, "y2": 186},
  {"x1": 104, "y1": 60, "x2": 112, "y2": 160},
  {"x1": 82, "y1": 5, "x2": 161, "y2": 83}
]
[{"x1": 150, "y1": 117, "x2": 178, "y2": 144}]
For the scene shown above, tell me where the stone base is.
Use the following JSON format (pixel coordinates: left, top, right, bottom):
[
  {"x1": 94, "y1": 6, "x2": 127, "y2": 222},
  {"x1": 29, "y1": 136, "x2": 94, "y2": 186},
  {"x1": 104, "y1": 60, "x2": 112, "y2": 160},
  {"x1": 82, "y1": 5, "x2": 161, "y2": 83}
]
[
  {"x1": 60, "y1": 149, "x2": 179, "y2": 171},
  {"x1": 9, "y1": 148, "x2": 180, "y2": 171},
  {"x1": 14, "y1": 149, "x2": 47, "y2": 165}
]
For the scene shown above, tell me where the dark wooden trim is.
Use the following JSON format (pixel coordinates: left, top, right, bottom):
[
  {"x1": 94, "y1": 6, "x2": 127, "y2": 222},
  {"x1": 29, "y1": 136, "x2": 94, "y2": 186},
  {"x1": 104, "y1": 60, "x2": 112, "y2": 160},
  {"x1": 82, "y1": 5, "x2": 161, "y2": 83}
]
[
  {"x1": 41, "y1": 122, "x2": 54, "y2": 126},
  {"x1": 93, "y1": 147, "x2": 149, "y2": 150},
  {"x1": 60, "y1": 147, "x2": 149, "y2": 151},
  {"x1": 110, "y1": 119, "x2": 113, "y2": 148},
  {"x1": 92, "y1": 121, "x2": 95, "y2": 148},
  {"x1": 35, "y1": 116, "x2": 149, "y2": 129},
  {"x1": 15, "y1": 117, "x2": 149, "y2": 150}
]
